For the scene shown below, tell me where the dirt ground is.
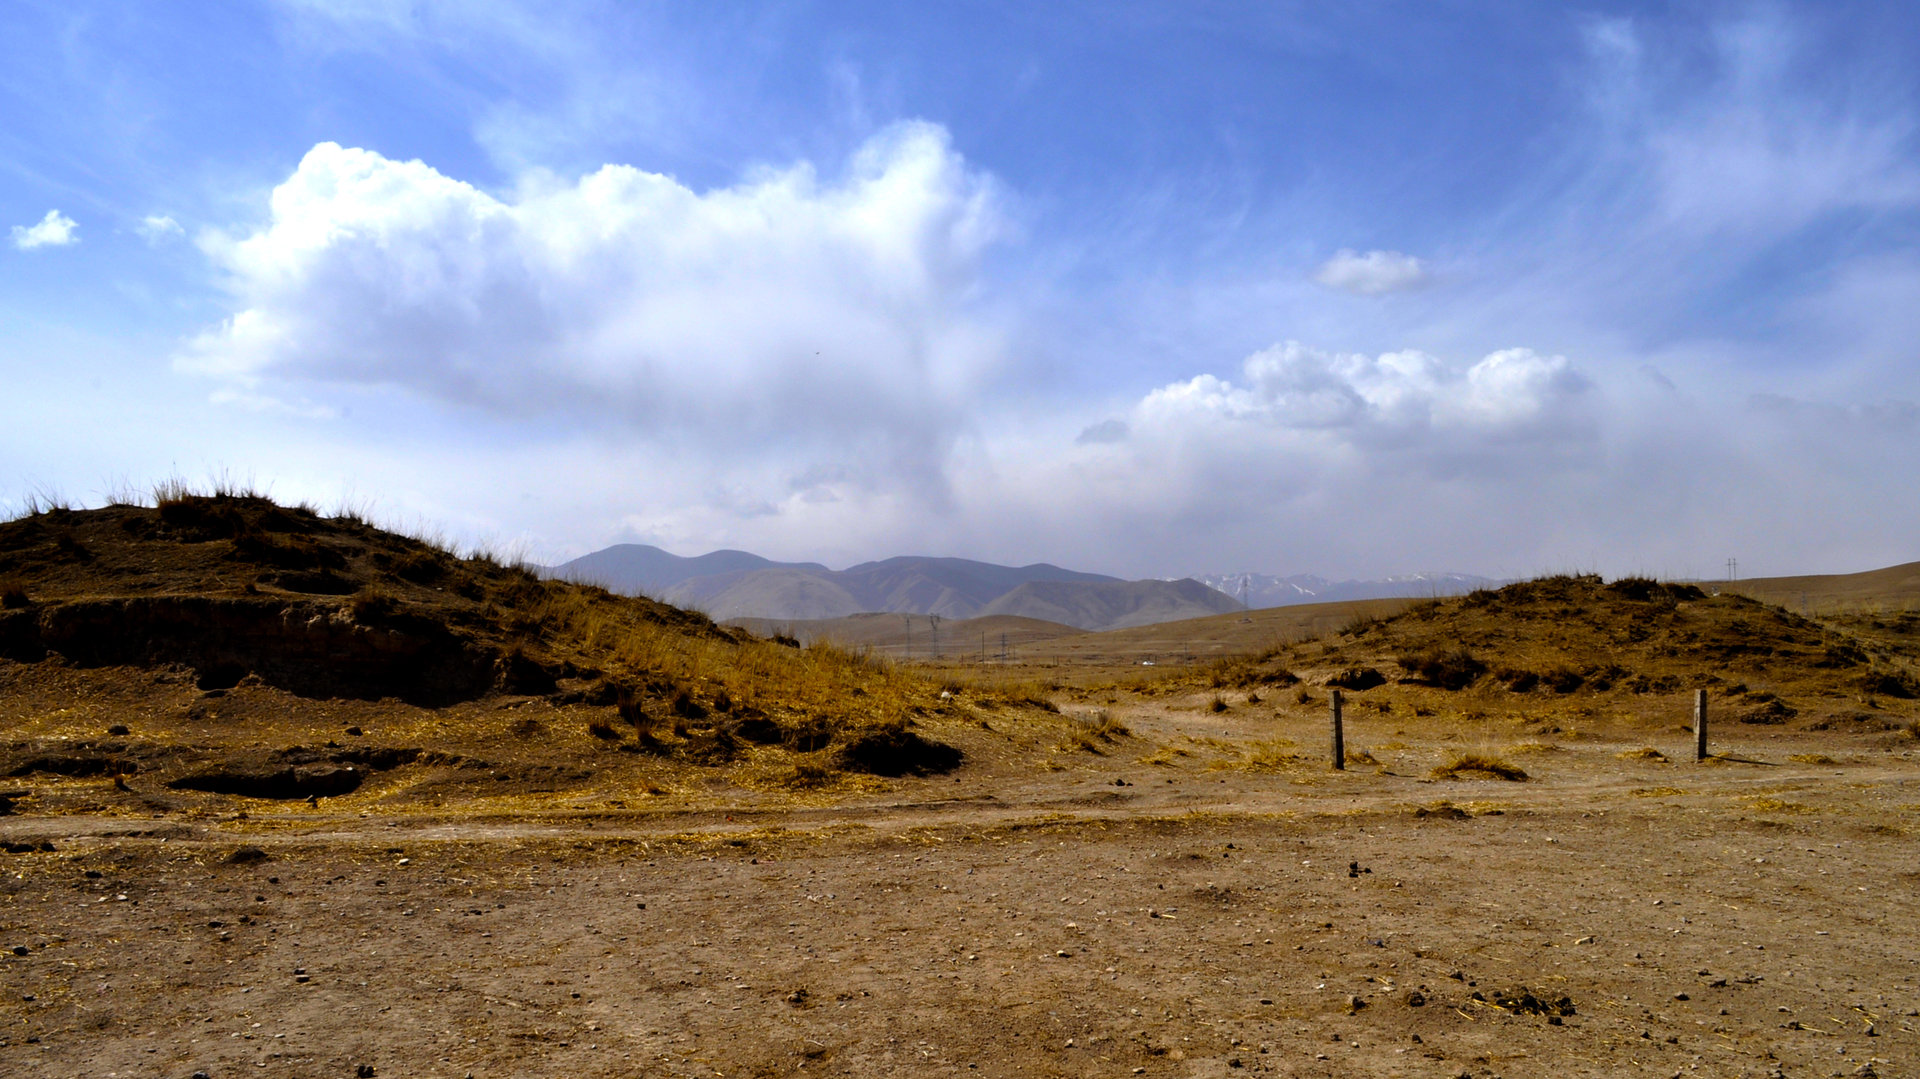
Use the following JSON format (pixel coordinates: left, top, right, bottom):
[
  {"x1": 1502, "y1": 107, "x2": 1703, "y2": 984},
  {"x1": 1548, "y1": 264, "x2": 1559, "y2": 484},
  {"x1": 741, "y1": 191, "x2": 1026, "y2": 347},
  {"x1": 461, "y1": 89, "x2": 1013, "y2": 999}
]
[{"x1": 3, "y1": 693, "x2": 1917, "y2": 1079}]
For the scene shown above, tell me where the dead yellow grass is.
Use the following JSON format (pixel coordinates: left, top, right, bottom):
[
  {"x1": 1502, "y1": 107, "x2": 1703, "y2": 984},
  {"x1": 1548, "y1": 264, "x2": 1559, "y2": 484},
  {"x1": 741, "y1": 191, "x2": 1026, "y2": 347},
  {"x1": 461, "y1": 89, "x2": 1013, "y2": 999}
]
[
  {"x1": 1746, "y1": 796, "x2": 1817, "y2": 814},
  {"x1": 1431, "y1": 753, "x2": 1528, "y2": 781}
]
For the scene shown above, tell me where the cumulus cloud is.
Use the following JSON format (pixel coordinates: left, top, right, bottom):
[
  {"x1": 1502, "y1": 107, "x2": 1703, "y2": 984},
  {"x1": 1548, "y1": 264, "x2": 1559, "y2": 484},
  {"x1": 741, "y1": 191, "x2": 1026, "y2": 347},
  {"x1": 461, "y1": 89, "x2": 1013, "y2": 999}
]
[
  {"x1": 11, "y1": 210, "x2": 78, "y2": 250},
  {"x1": 137, "y1": 215, "x2": 185, "y2": 243},
  {"x1": 1312, "y1": 249, "x2": 1427, "y2": 295},
  {"x1": 183, "y1": 123, "x2": 1007, "y2": 477},
  {"x1": 1137, "y1": 341, "x2": 1590, "y2": 448}
]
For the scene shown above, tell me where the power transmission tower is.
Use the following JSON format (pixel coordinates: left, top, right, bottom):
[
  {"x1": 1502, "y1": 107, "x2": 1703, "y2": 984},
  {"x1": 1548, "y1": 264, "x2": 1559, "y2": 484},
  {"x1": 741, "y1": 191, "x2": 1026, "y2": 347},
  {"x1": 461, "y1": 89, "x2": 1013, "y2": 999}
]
[{"x1": 1726, "y1": 557, "x2": 1738, "y2": 582}]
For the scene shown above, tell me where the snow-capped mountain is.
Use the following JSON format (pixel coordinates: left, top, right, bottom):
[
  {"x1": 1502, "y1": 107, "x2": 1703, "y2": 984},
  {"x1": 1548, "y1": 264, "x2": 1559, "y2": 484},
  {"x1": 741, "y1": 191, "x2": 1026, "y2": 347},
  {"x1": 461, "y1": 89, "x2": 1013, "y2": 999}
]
[{"x1": 1195, "y1": 571, "x2": 1500, "y2": 608}]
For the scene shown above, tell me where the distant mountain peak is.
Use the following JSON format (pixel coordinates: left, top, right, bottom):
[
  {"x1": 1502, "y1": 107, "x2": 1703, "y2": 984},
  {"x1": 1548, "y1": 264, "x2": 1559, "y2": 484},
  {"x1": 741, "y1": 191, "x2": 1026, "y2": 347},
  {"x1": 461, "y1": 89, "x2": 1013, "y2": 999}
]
[{"x1": 1195, "y1": 571, "x2": 1499, "y2": 608}]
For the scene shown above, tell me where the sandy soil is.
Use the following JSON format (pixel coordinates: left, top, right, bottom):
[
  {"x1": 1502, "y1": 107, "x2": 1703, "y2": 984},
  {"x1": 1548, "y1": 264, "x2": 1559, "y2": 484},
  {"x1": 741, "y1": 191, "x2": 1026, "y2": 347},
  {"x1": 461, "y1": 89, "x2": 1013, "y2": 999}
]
[{"x1": 3, "y1": 697, "x2": 1916, "y2": 1079}]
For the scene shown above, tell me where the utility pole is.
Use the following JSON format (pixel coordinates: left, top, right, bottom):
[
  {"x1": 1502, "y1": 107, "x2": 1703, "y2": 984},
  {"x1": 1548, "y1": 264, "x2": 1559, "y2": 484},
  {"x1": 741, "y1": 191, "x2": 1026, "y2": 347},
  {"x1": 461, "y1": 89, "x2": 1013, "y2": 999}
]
[
  {"x1": 1726, "y1": 557, "x2": 1738, "y2": 582},
  {"x1": 903, "y1": 614, "x2": 911, "y2": 660}
]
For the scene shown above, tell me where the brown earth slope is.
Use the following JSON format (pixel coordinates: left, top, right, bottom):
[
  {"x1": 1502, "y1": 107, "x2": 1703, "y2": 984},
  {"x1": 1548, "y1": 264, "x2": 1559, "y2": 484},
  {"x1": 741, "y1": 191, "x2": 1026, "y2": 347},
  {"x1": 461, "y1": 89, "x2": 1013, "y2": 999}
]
[
  {"x1": 1111, "y1": 574, "x2": 1920, "y2": 743},
  {"x1": 728, "y1": 612, "x2": 1084, "y2": 658},
  {"x1": 0, "y1": 494, "x2": 1069, "y2": 811},
  {"x1": 1720, "y1": 558, "x2": 1920, "y2": 613}
]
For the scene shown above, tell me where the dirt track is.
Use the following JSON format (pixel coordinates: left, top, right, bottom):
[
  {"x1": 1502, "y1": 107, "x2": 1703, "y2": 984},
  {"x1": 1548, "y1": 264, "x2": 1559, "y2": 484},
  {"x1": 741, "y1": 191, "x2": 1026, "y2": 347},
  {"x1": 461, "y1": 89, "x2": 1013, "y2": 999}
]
[{"x1": 3, "y1": 695, "x2": 1917, "y2": 1079}]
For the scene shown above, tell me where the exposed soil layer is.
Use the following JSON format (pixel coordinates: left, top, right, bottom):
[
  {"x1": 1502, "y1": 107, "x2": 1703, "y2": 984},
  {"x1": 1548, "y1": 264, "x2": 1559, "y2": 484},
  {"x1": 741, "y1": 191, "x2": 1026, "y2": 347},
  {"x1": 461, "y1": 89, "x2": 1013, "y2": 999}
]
[{"x1": 2, "y1": 597, "x2": 497, "y2": 704}]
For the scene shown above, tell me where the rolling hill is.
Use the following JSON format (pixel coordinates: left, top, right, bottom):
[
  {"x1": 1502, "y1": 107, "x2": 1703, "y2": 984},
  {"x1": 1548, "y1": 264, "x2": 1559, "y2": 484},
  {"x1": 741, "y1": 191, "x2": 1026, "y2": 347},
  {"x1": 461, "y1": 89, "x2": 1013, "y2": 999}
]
[
  {"x1": 728, "y1": 612, "x2": 1081, "y2": 657},
  {"x1": 976, "y1": 577, "x2": 1241, "y2": 631},
  {"x1": 0, "y1": 493, "x2": 1028, "y2": 801},
  {"x1": 1721, "y1": 559, "x2": 1920, "y2": 613}
]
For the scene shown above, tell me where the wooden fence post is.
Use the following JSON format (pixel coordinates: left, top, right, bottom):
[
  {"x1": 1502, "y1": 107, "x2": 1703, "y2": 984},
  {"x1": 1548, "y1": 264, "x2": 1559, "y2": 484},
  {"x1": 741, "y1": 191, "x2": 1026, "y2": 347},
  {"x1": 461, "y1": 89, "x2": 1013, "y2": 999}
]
[
  {"x1": 1331, "y1": 688, "x2": 1345, "y2": 771},
  {"x1": 1694, "y1": 689, "x2": 1708, "y2": 762}
]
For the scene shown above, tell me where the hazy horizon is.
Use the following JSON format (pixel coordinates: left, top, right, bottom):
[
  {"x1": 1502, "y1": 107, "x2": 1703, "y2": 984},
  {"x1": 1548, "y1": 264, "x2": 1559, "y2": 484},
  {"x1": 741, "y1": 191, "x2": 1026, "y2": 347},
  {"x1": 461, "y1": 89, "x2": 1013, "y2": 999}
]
[{"x1": 6, "y1": 3, "x2": 1920, "y2": 582}]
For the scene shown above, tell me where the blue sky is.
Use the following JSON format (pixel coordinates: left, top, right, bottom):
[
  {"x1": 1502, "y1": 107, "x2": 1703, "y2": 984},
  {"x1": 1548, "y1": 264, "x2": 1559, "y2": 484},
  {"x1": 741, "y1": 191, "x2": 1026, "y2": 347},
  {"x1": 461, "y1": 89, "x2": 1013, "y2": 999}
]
[{"x1": 4, "y1": 1, "x2": 1919, "y2": 581}]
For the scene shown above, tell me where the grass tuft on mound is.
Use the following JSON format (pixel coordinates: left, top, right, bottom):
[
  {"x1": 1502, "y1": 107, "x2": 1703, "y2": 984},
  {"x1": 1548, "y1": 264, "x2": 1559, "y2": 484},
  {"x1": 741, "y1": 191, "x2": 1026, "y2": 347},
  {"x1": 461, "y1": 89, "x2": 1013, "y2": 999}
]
[{"x1": 1431, "y1": 753, "x2": 1528, "y2": 781}]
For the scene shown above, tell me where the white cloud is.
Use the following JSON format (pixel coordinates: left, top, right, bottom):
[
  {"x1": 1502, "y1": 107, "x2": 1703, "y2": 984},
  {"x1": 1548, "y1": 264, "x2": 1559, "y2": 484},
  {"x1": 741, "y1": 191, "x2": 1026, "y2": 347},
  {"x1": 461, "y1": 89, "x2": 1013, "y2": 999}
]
[
  {"x1": 137, "y1": 215, "x2": 185, "y2": 243},
  {"x1": 1138, "y1": 341, "x2": 1590, "y2": 447},
  {"x1": 183, "y1": 123, "x2": 1008, "y2": 480},
  {"x1": 11, "y1": 210, "x2": 78, "y2": 250},
  {"x1": 1312, "y1": 249, "x2": 1427, "y2": 295}
]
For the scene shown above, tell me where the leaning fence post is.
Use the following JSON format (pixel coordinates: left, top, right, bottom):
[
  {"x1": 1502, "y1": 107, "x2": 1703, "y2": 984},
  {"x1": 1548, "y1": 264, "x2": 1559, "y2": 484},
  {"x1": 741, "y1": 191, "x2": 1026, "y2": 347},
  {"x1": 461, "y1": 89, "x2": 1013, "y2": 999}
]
[
  {"x1": 1694, "y1": 689, "x2": 1708, "y2": 762},
  {"x1": 1331, "y1": 688, "x2": 1345, "y2": 770}
]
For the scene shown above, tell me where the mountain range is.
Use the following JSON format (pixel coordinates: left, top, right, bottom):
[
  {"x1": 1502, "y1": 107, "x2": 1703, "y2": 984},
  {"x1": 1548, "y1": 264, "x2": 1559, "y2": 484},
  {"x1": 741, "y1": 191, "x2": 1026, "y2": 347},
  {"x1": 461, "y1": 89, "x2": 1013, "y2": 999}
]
[
  {"x1": 552, "y1": 545, "x2": 1497, "y2": 631},
  {"x1": 551, "y1": 545, "x2": 1241, "y2": 630}
]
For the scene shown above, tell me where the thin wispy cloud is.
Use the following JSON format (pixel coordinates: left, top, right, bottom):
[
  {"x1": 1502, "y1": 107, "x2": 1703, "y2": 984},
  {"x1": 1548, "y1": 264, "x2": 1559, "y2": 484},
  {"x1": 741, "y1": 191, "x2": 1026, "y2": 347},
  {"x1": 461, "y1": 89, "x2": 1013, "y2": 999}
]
[{"x1": 136, "y1": 214, "x2": 184, "y2": 243}]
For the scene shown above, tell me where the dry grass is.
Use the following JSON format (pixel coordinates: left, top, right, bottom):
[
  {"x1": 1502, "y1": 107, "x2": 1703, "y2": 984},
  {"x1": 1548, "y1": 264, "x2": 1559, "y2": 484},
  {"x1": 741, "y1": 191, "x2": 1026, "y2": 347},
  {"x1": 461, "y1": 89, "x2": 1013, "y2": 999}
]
[
  {"x1": 1616, "y1": 746, "x2": 1670, "y2": 762},
  {"x1": 1058, "y1": 709, "x2": 1133, "y2": 754},
  {"x1": 1430, "y1": 754, "x2": 1529, "y2": 781},
  {"x1": 1240, "y1": 740, "x2": 1308, "y2": 772},
  {"x1": 1746, "y1": 796, "x2": 1817, "y2": 814}
]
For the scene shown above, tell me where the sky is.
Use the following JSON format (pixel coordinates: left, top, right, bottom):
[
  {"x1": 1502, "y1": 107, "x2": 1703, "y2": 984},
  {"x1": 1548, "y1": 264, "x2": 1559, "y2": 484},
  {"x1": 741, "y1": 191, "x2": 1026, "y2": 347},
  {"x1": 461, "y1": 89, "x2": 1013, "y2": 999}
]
[{"x1": 3, "y1": 1, "x2": 1919, "y2": 582}]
